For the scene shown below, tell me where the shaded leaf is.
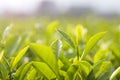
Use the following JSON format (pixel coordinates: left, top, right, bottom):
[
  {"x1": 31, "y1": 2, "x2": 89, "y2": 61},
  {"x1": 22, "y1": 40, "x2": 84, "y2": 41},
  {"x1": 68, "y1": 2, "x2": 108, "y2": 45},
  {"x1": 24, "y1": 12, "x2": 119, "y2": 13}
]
[
  {"x1": 0, "y1": 63, "x2": 8, "y2": 80},
  {"x1": 110, "y1": 44, "x2": 120, "y2": 62},
  {"x1": 59, "y1": 54, "x2": 71, "y2": 71},
  {"x1": 87, "y1": 70, "x2": 96, "y2": 80},
  {"x1": 65, "y1": 64, "x2": 79, "y2": 80},
  {"x1": 96, "y1": 61, "x2": 112, "y2": 78},
  {"x1": 110, "y1": 66, "x2": 120, "y2": 80},
  {"x1": 19, "y1": 62, "x2": 31, "y2": 80},
  {"x1": 14, "y1": 63, "x2": 26, "y2": 79}
]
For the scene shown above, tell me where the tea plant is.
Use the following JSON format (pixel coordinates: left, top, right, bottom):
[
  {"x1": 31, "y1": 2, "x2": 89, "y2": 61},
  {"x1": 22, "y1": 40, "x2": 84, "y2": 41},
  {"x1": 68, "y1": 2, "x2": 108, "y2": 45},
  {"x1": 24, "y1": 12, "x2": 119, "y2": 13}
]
[{"x1": 0, "y1": 22, "x2": 120, "y2": 80}]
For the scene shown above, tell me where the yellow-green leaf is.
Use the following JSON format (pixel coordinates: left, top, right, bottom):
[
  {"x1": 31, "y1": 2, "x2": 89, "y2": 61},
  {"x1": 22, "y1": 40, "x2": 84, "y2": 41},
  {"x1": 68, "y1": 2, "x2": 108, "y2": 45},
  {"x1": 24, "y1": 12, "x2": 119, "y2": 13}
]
[
  {"x1": 12, "y1": 46, "x2": 29, "y2": 68},
  {"x1": 0, "y1": 50, "x2": 4, "y2": 62},
  {"x1": 80, "y1": 32, "x2": 107, "y2": 60},
  {"x1": 32, "y1": 61, "x2": 56, "y2": 79},
  {"x1": 30, "y1": 43, "x2": 59, "y2": 77}
]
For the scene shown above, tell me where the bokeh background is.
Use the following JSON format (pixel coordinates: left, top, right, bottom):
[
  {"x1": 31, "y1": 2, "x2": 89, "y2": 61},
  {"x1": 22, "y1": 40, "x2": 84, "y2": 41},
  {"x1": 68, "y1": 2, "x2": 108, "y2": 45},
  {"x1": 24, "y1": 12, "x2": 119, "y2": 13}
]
[
  {"x1": 0, "y1": 0, "x2": 120, "y2": 45},
  {"x1": 0, "y1": 0, "x2": 120, "y2": 18}
]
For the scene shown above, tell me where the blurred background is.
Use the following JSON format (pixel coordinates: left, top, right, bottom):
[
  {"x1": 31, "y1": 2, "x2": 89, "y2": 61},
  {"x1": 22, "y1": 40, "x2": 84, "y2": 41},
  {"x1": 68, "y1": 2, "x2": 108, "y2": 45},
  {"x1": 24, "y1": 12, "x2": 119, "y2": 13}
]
[
  {"x1": 0, "y1": 0, "x2": 120, "y2": 44},
  {"x1": 0, "y1": 0, "x2": 120, "y2": 18}
]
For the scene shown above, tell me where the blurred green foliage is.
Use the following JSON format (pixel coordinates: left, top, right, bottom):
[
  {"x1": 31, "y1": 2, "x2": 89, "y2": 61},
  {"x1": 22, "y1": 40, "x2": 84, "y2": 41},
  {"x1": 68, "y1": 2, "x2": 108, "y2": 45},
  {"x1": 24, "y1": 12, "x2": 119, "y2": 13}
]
[{"x1": 0, "y1": 17, "x2": 120, "y2": 80}]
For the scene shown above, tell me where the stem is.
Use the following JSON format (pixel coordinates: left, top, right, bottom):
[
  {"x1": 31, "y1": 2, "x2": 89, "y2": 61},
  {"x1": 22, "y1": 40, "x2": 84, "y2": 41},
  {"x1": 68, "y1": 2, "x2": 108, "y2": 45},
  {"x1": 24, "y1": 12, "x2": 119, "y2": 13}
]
[
  {"x1": 78, "y1": 73, "x2": 83, "y2": 80},
  {"x1": 76, "y1": 45, "x2": 79, "y2": 60}
]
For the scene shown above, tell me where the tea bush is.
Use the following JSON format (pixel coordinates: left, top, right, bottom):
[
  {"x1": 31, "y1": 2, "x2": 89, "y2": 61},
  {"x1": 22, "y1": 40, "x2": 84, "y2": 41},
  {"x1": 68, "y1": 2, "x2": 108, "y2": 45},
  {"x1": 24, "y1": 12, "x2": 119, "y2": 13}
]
[{"x1": 0, "y1": 20, "x2": 120, "y2": 80}]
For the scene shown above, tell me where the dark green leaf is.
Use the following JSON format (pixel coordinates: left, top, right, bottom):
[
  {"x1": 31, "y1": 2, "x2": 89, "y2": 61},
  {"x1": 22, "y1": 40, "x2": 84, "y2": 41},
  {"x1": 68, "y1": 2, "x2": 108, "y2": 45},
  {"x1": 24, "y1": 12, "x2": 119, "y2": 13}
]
[
  {"x1": 65, "y1": 64, "x2": 79, "y2": 80},
  {"x1": 59, "y1": 54, "x2": 71, "y2": 71},
  {"x1": 57, "y1": 29, "x2": 76, "y2": 49}
]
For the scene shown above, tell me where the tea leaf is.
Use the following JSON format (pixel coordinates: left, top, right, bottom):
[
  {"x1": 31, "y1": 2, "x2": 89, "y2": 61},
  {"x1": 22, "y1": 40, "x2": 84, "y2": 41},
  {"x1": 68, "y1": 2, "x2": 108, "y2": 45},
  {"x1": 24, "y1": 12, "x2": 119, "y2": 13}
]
[
  {"x1": 79, "y1": 61, "x2": 92, "y2": 76},
  {"x1": 12, "y1": 46, "x2": 29, "y2": 68},
  {"x1": 30, "y1": 43, "x2": 59, "y2": 77},
  {"x1": 110, "y1": 66, "x2": 120, "y2": 80},
  {"x1": 65, "y1": 64, "x2": 79, "y2": 80},
  {"x1": 15, "y1": 63, "x2": 26, "y2": 79},
  {"x1": 46, "y1": 21, "x2": 59, "y2": 36},
  {"x1": 96, "y1": 61, "x2": 112, "y2": 78},
  {"x1": 0, "y1": 50, "x2": 4, "y2": 62},
  {"x1": 80, "y1": 32, "x2": 107, "y2": 60},
  {"x1": 94, "y1": 49, "x2": 109, "y2": 63},
  {"x1": 50, "y1": 39, "x2": 62, "y2": 59},
  {"x1": 32, "y1": 61, "x2": 56, "y2": 79},
  {"x1": 57, "y1": 29, "x2": 76, "y2": 49},
  {"x1": 59, "y1": 54, "x2": 71, "y2": 71},
  {"x1": 19, "y1": 62, "x2": 31, "y2": 80},
  {"x1": 27, "y1": 68, "x2": 37, "y2": 80},
  {"x1": 75, "y1": 24, "x2": 84, "y2": 45}
]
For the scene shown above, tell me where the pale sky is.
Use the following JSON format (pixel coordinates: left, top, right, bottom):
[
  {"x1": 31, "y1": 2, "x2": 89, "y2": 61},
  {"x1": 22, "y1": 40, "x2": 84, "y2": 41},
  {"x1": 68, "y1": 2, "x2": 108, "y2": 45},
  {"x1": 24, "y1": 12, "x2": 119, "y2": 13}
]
[{"x1": 0, "y1": 0, "x2": 120, "y2": 15}]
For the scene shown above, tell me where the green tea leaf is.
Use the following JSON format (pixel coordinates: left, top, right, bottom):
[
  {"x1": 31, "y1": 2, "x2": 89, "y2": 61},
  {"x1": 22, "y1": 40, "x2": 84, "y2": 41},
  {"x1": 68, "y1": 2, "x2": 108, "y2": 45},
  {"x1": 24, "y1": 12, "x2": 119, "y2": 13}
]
[
  {"x1": 57, "y1": 29, "x2": 76, "y2": 49},
  {"x1": 0, "y1": 50, "x2": 4, "y2": 62},
  {"x1": 80, "y1": 32, "x2": 107, "y2": 60},
  {"x1": 87, "y1": 70, "x2": 95, "y2": 80},
  {"x1": 32, "y1": 61, "x2": 56, "y2": 79},
  {"x1": 27, "y1": 68, "x2": 37, "y2": 80},
  {"x1": 75, "y1": 24, "x2": 84, "y2": 45},
  {"x1": 96, "y1": 61, "x2": 112, "y2": 78},
  {"x1": 30, "y1": 43, "x2": 59, "y2": 77},
  {"x1": 110, "y1": 66, "x2": 120, "y2": 80},
  {"x1": 50, "y1": 39, "x2": 62, "y2": 59},
  {"x1": 6, "y1": 36, "x2": 22, "y2": 56},
  {"x1": 46, "y1": 21, "x2": 59, "y2": 36},
  {"x1": 0, "y1": 63, "x2": 8, "y2": 80},
  {"x1": 94, "y1": 49, "x2": 109, "y2": 63},
  {"x1": 19, "y1": 62, "x2": 31, "y2": 80},
  {"x1": 79, "y1": 61, "x2": 92, "y2": 76},
  {"x1": 59, "y1": 54, "x2": 71, "y2": 71},
  {"x1": 110, "y1": 44, "x2": 120, "y2": 62},
  {"x1": 11, "y1": 46, "x2": 29, "y2": 68},
  {"x1": 97, "y1": 72, "x2": 111, "y2": 80},
  {"x1": 14, "y1": 63, "x2": 26, "y2": 79},
  {"x1": 65, "y1": 64, "x2": 79, "y2": 80}
]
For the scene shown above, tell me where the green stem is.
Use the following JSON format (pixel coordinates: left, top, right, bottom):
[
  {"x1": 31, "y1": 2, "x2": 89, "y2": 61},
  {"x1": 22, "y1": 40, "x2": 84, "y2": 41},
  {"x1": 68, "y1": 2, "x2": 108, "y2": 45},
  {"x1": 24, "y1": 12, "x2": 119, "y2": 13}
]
[{"x1": 76, "y1": 45, "x2": 79, "y2": 60}]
